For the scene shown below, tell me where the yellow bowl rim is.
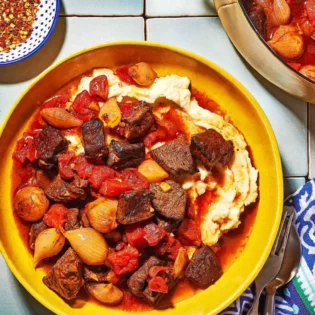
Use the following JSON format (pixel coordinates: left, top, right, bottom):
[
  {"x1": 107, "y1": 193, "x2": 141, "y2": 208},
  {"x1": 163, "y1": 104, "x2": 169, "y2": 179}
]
[{"x1": 0, "y1": 40, "x2": 283, "y2": 315}]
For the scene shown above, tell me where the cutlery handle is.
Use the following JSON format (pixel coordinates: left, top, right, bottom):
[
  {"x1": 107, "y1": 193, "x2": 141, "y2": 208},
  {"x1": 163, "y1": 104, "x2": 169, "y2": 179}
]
[
  {"x1": 247, "y1": 282, "x2": 264, "y2": 315},
  {"x1": 263, "y1": 291, "x2": 276, "y2": 315}
]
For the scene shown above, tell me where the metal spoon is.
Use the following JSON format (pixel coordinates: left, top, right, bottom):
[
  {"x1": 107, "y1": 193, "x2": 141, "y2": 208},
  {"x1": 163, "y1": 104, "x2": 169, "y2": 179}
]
[{"x1": 263, "y1": 219, "x2": 302, "y2": 315}]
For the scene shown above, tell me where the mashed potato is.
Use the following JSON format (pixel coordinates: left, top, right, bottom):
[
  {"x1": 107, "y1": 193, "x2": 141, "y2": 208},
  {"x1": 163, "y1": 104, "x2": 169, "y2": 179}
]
[{"x1": 73, "y1": 68, "x2": 258, "y2": 247}]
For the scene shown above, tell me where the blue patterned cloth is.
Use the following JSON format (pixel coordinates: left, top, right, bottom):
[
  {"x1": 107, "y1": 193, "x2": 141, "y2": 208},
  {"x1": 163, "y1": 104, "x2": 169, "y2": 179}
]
[{"x1": 221, "y1": 180, "x2": 315, "y2": 315}]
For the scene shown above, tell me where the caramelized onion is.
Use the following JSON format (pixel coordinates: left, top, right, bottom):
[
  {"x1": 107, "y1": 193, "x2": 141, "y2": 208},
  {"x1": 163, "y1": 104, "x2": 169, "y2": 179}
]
[
  {"x1": 86, "y1": 283, "x2": 123, "y2": 305},
  {"x1": 268, "y1": 26, "x2": 304, "y2": 59},
  {"x1": 267, "y1": 0, "x2": 291, "y2": 27},
  {"x1": 14, "y1": 186, "x2": 49, "y2": 222},
  {"x1": 269, "y1": 25, "x2": 298, "y2": 42},
  {"x1": 85, "y1": 198, "x2": 118, "y2": 233},
  {"x1": 41, "y1": 108, "x2": 83, "y2": 129},
  {"x1": 128, "y1": 62, "x2": 157, "y2": 86},
  {"x1": 34, "y1": 228, "x2": 65, "y2": 267},
  {"x1": 65, "y1": 228, "x2": 108, "y2": 265}
]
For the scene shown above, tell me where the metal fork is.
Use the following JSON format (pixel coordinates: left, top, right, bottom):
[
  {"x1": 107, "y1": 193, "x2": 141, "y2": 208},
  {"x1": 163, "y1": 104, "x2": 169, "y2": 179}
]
[{"x1": 247, "y1": 206, "x2": 295, "y2": 315}]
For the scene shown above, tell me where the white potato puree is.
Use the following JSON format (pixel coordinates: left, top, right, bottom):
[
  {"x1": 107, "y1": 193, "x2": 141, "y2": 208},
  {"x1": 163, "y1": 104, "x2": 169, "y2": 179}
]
[{"x1": 72, "y1": 68, "x2": 258, "y2": 247}]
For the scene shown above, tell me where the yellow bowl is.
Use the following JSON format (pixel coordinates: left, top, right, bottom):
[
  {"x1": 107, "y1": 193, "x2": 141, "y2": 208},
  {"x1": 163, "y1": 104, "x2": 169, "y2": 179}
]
[{"x1": 0, "y1": 41, "x2": 283, "y2": 315}]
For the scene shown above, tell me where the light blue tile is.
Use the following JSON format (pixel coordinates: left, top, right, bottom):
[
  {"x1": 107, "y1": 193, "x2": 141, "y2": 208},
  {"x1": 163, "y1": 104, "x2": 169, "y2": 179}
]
[
  {"x1": 310, "y1": 104, "x2": 315, "y2": 179},
  {"x1": 284, "y1": 177, "x2": 306, "y2": 198},
  {"x1": 0, "y1": 17, "x2": 144, "y2": 123},
  {"x1": 61, "y1": 0, "x2": 143, "y2": 15},
  {"x1": 0, "y1": 255, "x2": 53, "y2": 315},
  {"x1": 147, "y1": 17, "x2": 308, "y2": 176},
  {"x1": 146, "y1": 0, "x2": 216, "y2": 16}
]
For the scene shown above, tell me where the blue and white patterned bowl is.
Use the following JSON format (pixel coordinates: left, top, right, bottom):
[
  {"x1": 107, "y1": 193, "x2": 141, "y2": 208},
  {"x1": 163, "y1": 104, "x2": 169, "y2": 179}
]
[{"x1": 0, "y1": 0, "x2": 59, "y2": 66}]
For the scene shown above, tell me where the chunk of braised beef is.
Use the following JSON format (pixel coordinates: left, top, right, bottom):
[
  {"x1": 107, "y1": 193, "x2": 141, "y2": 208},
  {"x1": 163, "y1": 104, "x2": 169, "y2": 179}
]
[
  {"x1": 43, "y1": 248, "x2": 83, "y2": 300},
  {"x1": 121, "y1": 102, "x2": 155, "y2": 140},
  {"x1": 82, "y1": 118, "x2": 108, "y2": 164},
  {"x1": 117, "y1": 190, "x2": 154, "y2": 225},
  {"x1": 150, "y1": 180, "x2": 187, "y2": 222},
  {"x1": 153, "y1": 234, "x2": 182, "y2": 261},
  {"x1": 34, "y1": 126, "x2": 68, "y2": 169},
  {"x1": 185, "y1": 246, "x2": 222, "y2": 289},
  {"x1": 190, "y1": 129, "x2": 234, "y2": 170},
  {"x1": 143, "y1": 274, "x2": 176, "y2": 306},
  {"x1": 64, "y1": 208, "x2": 80, "y2": 231},
  {"x1": 107, "y1": 140, "x2": 145, "y2": 169},
  {"x1": 127, "y1": 256, "x2": 176, "y2": 306},
  {"x1": 35, "y1": 169, "x2": 56, "y2": 190},
  {"x1": 127, "y1": 256, "x2": 164, "y2": 298},
  {"x1": 29, "y1": 220, "x2": 48, "y2": 250},
  {"x1": 151, "y1": 134, "x2": 196, "y2": 176},
  {"x1": 83, "y1": 265, "x2": 108, "y2": 282},
  {"x1": 45, "y1": 175, "x2": 88, "y2": 203},
  {"x1": 156, "y1": 217, "x2": 178, "y2": 234}
]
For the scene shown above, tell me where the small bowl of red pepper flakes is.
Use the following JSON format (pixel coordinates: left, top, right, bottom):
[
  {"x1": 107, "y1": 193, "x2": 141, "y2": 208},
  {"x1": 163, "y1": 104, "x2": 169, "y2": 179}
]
[{"x1": 0, "y1": 0, "x2": 59, "y2": 65}]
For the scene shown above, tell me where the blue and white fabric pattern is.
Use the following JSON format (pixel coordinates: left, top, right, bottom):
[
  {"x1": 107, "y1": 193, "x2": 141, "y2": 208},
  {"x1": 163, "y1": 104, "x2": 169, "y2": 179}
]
[{"x1": 221, "y1": 179, "x2": 315, "y2": 315}]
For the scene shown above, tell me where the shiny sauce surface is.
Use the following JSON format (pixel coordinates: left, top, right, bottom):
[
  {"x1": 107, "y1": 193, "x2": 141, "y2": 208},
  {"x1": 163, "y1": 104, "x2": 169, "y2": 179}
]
[{"x1": 11, "y1": 74, "x2": 258, "y2": 311}]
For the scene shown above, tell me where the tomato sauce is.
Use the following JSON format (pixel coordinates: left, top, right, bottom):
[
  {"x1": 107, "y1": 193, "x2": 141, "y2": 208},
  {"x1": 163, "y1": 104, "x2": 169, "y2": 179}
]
[
  {"x1": 10, "y1": 71, "x2": 258, "y2": 311},
  {"x1": 192, "y1": 88, "x2": 222, "y2": 114}
]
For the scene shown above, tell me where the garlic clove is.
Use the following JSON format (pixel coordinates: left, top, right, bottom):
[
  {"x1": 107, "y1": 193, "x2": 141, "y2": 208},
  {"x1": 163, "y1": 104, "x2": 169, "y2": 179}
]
[
  {"x1": 99, "y1": 98, "x2": 121, "y2": 128},
  {"x1": 173, "y1": 247, "x2": 189, "y2": 278},
  {"x1": 138, "y1": 159, "x2": 169, "y2": 183},
  {"x1": 86, "y1": 283, "x2": 123, "y2": 305},
  {"x1": 34, "y1": 228, "x2": 65, "y2": 267},
  {"x1": 64, "y1": 228, "x2": 108, "y2": 265}
]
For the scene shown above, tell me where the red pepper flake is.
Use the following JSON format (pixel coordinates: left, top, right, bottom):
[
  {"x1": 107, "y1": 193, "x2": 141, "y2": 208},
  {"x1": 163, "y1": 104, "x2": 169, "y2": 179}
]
[{"x1": 0, "y1": 0, "x2": 41, "y2": 53}]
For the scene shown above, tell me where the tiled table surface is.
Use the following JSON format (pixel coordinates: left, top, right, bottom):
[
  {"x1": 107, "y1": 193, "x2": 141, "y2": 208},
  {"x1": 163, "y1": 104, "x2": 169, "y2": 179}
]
[{"x1": 0, "y1": 0, "x2": 312, "y2": 313}]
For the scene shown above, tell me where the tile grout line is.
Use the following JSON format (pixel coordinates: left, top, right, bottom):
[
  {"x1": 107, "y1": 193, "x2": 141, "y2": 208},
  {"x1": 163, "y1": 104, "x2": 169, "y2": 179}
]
[
  {"x1": 58, "y1": 15, "x2": 219, "y2": 18},
  {"x1": 58, "y1": 14, "x2": 143, "y2": 17},
  {"x1": 144, "y1": 0, "x2": 147, "y2": 40},
  {"x1": 146, "y1": 15, "x2": 219, "y2": 18}
]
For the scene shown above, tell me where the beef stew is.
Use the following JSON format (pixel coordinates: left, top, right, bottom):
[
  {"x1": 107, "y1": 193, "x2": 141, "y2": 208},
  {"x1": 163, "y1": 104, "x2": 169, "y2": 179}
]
[{"x1": 11, "y1": 61, "x2": 258, "y2": 311}]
